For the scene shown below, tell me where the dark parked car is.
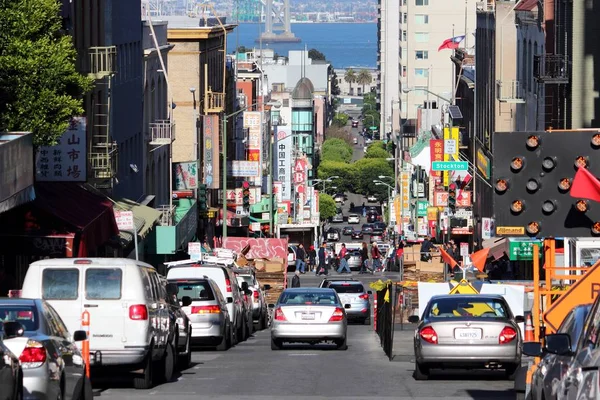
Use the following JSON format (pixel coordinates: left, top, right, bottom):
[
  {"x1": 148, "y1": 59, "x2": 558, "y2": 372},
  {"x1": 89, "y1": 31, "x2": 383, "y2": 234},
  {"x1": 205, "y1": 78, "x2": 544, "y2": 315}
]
[
  {"x1": 373, "y1": 222, "x2": 387, "y2": 231},
  {"x1": 367, "y1": 212, "x2": 379, "y2": 223},
  {"x1": 342, "y1": 226, "x2": 354, "y2": 235},
  {"x1": 351, "y1": 230, "x2": 364, "y2": 240},
  {"x1": 361, "y1": 223, "x2": 374, "y2": 235},
  {"x1": 161, "y1": 277, "x2": 193, "y2": 369},
  {"x1": 351, "y1": 120, "x2": 359, "y2": 128}
]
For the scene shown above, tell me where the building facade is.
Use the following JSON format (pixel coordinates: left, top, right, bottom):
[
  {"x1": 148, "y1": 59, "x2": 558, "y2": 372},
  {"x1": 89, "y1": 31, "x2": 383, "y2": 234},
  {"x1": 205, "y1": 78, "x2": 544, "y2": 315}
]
[{"x1": 377, "y1": 0, "x2": 400, "y2": 137}]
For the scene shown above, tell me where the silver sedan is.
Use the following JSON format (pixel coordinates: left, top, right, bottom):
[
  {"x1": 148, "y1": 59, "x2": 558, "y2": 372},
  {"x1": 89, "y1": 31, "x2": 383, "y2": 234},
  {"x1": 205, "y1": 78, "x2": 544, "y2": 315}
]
[
  {"x1": 270, "y1": 288, "x2": 349, "y2": 350},
  {"x1": 409, "y1": 294, "x2": 523, "y2": 380},
  {"x1": 0, "y1": 298, "x2": 90, "y2": 400}
]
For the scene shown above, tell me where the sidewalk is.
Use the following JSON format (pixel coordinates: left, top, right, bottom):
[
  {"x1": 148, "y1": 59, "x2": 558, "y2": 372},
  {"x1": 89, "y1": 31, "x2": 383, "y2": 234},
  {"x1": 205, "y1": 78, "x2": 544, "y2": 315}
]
[{"x1": 390, "y1": 323, "x2": 416, "y2": 362}]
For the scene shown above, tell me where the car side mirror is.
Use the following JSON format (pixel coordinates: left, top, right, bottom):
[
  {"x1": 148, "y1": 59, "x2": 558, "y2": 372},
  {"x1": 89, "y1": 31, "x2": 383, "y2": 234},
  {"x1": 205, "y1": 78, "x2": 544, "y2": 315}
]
[
  {"x1": 545, "y1": 333, "x2": 573, "y2": 356},
  {"x1": 522, "y1": 342, "x2": 543, "y2": 357},
  {"x1": 268, "y1": 303, "x2": 275, "y2": 309},
  {"x1": 344, "y1": 304, "x2": 351, "y2": 309},
  {"x1": 408, "y1": 315, "x2": 419, "y2": 324},
  {"x1": 227, "y1": 297, "x2": 234, "y2": 304},
  {"x1": 166, "y1": 283, "x2": 179, "y2": 296},
  {"x1": 367, "y1": 290, "x2": 372, "y2": 295},
  {"x1": 514, "y1": 315, "x2": 525, "y2": 323},
  {"x1": 2, "y1": 321, "x2": 24, "y2": 338},
  {"x1": 73, "y1": 330, "x2": 87, "y2": 342},
  {"x1": 263, "y1": 284, "x2": 271, "y2": 291},
  {"x1": 181, "y1": 296, "x2": 192, "y2": 307},
  {"x1": 241, "y1": 282, "x2": 249, "y2": 291}
]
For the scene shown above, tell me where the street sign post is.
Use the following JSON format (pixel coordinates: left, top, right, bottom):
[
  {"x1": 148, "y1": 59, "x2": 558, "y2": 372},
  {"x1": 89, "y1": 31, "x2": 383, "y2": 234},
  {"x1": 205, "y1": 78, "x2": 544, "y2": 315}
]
[{"x1": 431, "y1": 161, "x2": 468, "y2": 171}]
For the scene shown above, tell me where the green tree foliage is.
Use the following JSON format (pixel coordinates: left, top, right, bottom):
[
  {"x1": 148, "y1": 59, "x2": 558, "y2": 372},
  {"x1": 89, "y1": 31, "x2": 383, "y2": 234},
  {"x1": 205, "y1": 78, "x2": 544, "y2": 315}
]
[
  {"x1": 365, "y1": 145, "x2": 390, "y2": 159},
  {"x1": 332, "y1": 112, "x2": 349, "y2": 127},
  {"x1": 330, "y1": 66, "x2": 341, "y2": 97},
  {"x1": 0, "y1": 0, "x2": 93, "y2": 146},
  {"x1": 317, "y1": 160, "x2": 355, "y2": 193},
  {"x1": 344, "y1": 68, "x2": 356, "y2": 93},
  {"x1": 308, "y1": 48, "x2": 327, "y2": 62},
  {"x1": 353, "y1": 158, "x2": 394, "y2": 197},
  {"x1": 318, "y1": 193, "x2": 337, "y2": 221},
  {"x1": 321, "y1": 138, "x2": 353, "y2": 163},
  {"x1": 356, "y1": 69, "x2": 373, "y2": 93}
]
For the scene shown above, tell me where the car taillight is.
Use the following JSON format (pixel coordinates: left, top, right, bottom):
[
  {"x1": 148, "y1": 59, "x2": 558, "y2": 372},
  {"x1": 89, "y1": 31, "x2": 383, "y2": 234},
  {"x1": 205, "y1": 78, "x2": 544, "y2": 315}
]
[
  {"x1": 191, "y1": 305, "x2": 221, "y2": 314},
  {"x1": 329, "y1": 307, "x2": 345, "y2": 322},
  {"x1": 253, "y1": 291, "x2": 259, "y2": 299},
  {"x1": 225, "y1": 278, "x2": 232, "y2": 293},
  {"x1": 274, "y1": 308, "x2": 287, "y2": 321},
  {"x1": 419, "y1": 326, "x2": 438, "y2": 344},
  {"x1": 19, "y1": 341, "x2": 46, "y2": 368},
  {"x1": 499, "y1": 326, "x2": 517, "y2": 344},
  {"x1": 129, "y1": 304, "x2": 148, "y2": 320},
  {"x1": 359, "y1": 293, "x2": 369, "y2": 300}
]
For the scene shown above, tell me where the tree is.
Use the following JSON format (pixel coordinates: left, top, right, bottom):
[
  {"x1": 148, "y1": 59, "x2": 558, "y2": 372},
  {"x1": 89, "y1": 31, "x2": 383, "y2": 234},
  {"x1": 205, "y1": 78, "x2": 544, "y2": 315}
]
[
  {"x1": 0, "y1": 0, "x2": 93, "y2": 146},
  {"x1": 330, "y1": 66, "x2": 341, "y2": 96},
  {"x1": 321, "y1": 138, "x2": 353, "y2": 163},
  {"x1": 318, "y1": 193, "x2": 337, "y2": 221},
  {"x1": 353, "y1": 158, "x2": 394, "y2": 197},
  {"x1": 317, "y1": 160, "x2": 355, "y2": 193},
  {"x1": 324, "y1": 124, "x2": 352, "y2": 146},
  {"x1": 344, "y1": 69, "x2": 356, "y2": 95},
  {"x1": 365, "y1": 146, "x2": 390, "y2": 159},
  {"x1": 356, "y1": 69, "x2": 373, "y2": 94},
  {"x1": 308, "y1": 48, "x2": 327, "y2": 62},
  {"x1": 332, "y1": 112, "x2": 349, "y2": 127}
]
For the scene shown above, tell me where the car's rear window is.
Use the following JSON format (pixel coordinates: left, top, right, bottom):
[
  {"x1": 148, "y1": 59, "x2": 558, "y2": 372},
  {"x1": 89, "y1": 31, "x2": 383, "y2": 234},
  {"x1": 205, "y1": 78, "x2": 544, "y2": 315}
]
[
  {"x1": 329, "y1": 283, "x2": 365, "y2": 293},
  {"x1": 278, "y1": 291, "x2": 339, "y2": 305},
  {"x1": 176, "y1": 281, "x2": 215, "y2": 301},
  {"x1": 428, "y1": 298, "x2": 509, "y2": 318},
  {"x1": 0, "y1": 305, "x2": 39, "y2": 331},
  {"x1": 86, "y1": 268, "x2": 122, "y2": 300},
  {"x1": 42, "y1": 268, "x2": 79, "y2": 300}
]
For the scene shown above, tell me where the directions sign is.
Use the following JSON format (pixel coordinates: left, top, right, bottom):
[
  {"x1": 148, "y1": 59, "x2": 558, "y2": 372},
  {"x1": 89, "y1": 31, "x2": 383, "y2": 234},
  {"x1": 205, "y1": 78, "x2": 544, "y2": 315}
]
[{"x1": 432, "y1": 161, "x2": 468, "y2": 171}]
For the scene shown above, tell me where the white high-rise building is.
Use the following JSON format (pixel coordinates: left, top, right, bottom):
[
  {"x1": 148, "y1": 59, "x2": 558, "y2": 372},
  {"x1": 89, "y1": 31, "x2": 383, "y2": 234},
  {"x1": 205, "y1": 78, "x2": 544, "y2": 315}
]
[{"x1": 377, "y1": 0, "x2": 400, "y2": 137}]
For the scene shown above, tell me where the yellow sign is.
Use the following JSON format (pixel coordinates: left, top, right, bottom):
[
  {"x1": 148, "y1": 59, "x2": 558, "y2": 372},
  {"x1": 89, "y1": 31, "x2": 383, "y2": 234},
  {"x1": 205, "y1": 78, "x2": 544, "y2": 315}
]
[
  {"x1": 496, "y1": 226, "x2": 525, "y2": 235},
  {"x1": 394, "y1": 196, "x2": 401, "y2": 226},
  {"x1": 442, "y1": 127, "x2": 460, "y2": 187},
  {"x1": 427, "y1": 206, "x2": 438, "y2": 220},
  {"x1": 448, "y1": 279, "x2": 480, "y2": 295}
]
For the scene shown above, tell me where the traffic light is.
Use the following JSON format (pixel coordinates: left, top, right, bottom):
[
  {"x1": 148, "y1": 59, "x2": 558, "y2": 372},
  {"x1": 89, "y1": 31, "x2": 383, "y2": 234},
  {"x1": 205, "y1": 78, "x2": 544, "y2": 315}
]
[
  {"x1": 448, "y1": 183, "x2": 457, "y2": 213},
  {"x1": 242, "y1": 181, "x2": 250, "y2": 209},
  {"x1": 493, "y1": 130, "x2": 600, "y2": 238},
  {"x1": 198, "y1": 184, "x2": 207, "y2": 212}
]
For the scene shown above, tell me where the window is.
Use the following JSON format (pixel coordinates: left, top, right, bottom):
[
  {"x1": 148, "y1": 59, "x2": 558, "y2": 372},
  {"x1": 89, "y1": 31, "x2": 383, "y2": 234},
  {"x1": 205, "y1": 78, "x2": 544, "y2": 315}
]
[
  {"x1": 278, "y1": 291, "x2": 340, "y2": 305},
  {"x1": 0, "y1": 305, "x2": 39, "y2": 331},
  {"x1": 415, "y1": 68, "x2": 429, "y2": 78},
  {"x1": 176, "y1": 281, "x2": 215, "y2": 301},
  {"x1": 415, "y1": 32, "x2": 429, "y2": 43},
  {"x1": 329, "y1": 283, "x2": 366, "y2": 294},
  {"x1": 86, "y1": 268, "x2": 123, "y2": 300},
  {"x1": 415, "y1": 14, "x2": 429, "y2": 24},
  {"x1": 415, "y1": 50, "x2": 429, "y2": 60},
  {"x1": 42, "y1": 268, "x2": 79, "y2": 300},
  {"x1": 427, "y1": 298, "x2": 509, "y2": 318},
  {"x1": 416, "y1": 0, "x2": 429, "y2": 5},
  {"x1": 402, "y1": 30, "x2": 407, "y2": 41},
  {"x1": 402, "y1": 65, "x2": 407, "y2": 77},
  {"x1": 403, "y1": 13, "x2": 407, "y2": 23},
  {"x1": 401, "y1": 48, "x2": 408, "y2": 60}
]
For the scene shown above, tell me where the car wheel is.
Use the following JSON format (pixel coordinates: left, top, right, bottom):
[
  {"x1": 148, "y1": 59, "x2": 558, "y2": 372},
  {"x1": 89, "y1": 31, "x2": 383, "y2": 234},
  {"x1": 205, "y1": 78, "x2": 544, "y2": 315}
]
[
  {"x1": 133, "y1": 351, "x2": 154, "y2": 390},
  {"x1": 256, "y1": 311, "x2": 265, "y2": 331},
  {"x1": 505, "y1": 363, "x2": 520, "y2": 381},
  {"x1": 155, "y1": 341, "x2": 175, "y2": 384},
  {"x1": 76, "y1": 375, "x2": 93, "y2": 400},
  {"x1": 363, "y1": 317, "x2": 370, "y2": 325},
  {"x1": 271, "y1": 337, "x2": 282, "y2": 350},
  {"x1": 178, "y1": 333, "x2": 192, "y2": 370},
  {"x1": 413, "y1": 362, "x2": 429, "y2": 380},
  {"x1": 336, "y1": 337, "x2": 348, "y2": 350},
  {"x1": 215, "y1": 334, "x2": 228, "y2": 351}
]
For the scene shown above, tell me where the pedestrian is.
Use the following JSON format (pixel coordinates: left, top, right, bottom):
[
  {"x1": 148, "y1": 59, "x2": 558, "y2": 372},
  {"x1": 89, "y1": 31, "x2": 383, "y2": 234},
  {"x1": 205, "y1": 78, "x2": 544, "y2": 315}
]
[
  {"x1": 317, "y1": 242, "x2": 327, "y2": 276},
  {"x1": 396, "y1": 240, "x2": 405, "y2": 272},
  {"x1": 362, "y1": 206, "x2": 367, "y2": 217},
  {"x1": 420, "y1": 235, "x2": 435, "y2": 262},
  {"x1": 359, "y1": 242, "x2": 371, "y2": 274},
  {"x1": 371, "y1": 242, "x2": 382, "y2": 272},
  {"x1": 296, "y1": 244, "x2": 306, "y2": 274},
  {"x1": 308, "y1": 245, "x2": 317, "y2": 272},
  {"x1": 291, "y1": 270, "x2": 301, "y2": 288},
  {"x1": 337, "y1": 243, "x2": 351, "y2": 274}
]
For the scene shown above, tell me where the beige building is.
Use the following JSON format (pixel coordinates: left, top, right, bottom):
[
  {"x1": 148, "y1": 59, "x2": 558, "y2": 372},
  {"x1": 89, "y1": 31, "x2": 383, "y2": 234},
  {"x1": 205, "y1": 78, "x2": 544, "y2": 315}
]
[{"x1": 400, "y1": 0, "x2": 477, "y2": 121}]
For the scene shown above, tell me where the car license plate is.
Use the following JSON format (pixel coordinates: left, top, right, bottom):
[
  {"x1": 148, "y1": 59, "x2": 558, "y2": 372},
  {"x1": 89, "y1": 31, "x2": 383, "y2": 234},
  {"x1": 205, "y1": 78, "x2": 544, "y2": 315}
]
[
  {"x1": 454, "y1": 328, "x2": 482, "y2": 340},
  {"x1": 301, "y1": 313, "x2": 315, "y2": 320}
]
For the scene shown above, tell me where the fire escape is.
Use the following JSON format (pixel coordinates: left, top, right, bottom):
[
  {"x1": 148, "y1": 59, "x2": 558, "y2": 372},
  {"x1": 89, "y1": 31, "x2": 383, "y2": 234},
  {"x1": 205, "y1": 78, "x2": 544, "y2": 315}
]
[
  {"x1": 88, "y1": 46, "x2": 118, "y2": 190},
  {"x1": 534, "y1": 54, "x2": 569, "y2": 130}
]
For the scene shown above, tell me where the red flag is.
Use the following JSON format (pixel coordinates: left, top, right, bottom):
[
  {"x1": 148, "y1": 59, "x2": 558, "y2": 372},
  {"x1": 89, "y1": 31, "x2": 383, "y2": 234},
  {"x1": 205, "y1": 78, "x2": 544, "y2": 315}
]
[
  {"x1": 570, "y1": 167, "x2": 600, "y2": 202},
  {"x1": 439, "y1": 247, "x2": 458, "y2": 269},
  {"x1": 438, "y1": 35, "x2": 465, "y2": 51},
  {"x1": 470, "y1": 248, "x2": 490, "y2": 272}
]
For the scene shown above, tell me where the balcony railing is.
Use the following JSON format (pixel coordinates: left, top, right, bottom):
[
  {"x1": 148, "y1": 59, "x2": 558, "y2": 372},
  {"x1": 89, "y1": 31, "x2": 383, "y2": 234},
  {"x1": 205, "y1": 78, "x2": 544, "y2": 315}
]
[
  {"x1": 496, "y1": 80, "x2": 525, "y2": 103},
  {"x1": 88, "y1": 46, "x2": 117, "y2": 79},
  {"x1": 476, "y1": 0, "x2": 495, "y2": 12},
  {"x1": 149, "y1": 120, "x2": 175, "y2": 145},
  {"x1": 534, "y1": 54, "x2": 569, "y2": 84},
  {"x1": 205, "y1": 89, "x2": 225, "y2": 113}
]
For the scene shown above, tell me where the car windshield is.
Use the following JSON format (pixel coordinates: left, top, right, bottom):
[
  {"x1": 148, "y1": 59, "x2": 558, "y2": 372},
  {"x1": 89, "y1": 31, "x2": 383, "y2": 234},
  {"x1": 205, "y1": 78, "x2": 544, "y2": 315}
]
[
  {"x1": 427, "y1": 298, "x2": 509, "y2": 318},
  {"x1": 0, "y1": 305, "x2": 39, "y2": 332},
  {"x1": 329, "y1": 283, "x2": 365, "y2": 293},
  {"x1": 237, "y1": 275, "x2": 254, "y2": 286},
  {"x1": 278, "y1": 291, "x2": 340, "y2": 306},
  {"x1": 175, "y1": 281, "x2": 215, "y2": 301}
]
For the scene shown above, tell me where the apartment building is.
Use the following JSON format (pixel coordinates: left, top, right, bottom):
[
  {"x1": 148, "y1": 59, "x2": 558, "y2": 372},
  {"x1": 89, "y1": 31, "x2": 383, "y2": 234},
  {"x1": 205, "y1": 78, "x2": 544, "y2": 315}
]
[{"x1": 376, "y1": 0, "x2": 400, "y2": 137}]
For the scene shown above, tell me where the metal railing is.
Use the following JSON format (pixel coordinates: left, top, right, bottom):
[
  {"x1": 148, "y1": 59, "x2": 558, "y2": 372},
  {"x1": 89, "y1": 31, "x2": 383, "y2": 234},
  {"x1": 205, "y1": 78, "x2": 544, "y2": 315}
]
[
  {"x1": 205, "y1": 90, "x2": 225, "y2": 113},
  {"x1": 496, "y1": 80, "x2": 525, "y2": 103},
  {"x1": 534, "y1": 54, "x2": 569, "y2": 84},
  {"x1": 149, "y1": 120, "x2": 175, "y2": 145},
  {"x1": 88, "y1": 46, "x2": 117, "y2": 78}
]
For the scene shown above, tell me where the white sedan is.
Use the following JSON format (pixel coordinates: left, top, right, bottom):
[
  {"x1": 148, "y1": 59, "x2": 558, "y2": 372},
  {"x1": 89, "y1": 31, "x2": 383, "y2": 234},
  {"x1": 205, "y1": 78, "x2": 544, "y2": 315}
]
[
  {"x1": 367, "y1": 195, "x2": 378, "y2": 202},
  {"x1": 348, "y1": 214, "x2": 360, "y2": 224}
]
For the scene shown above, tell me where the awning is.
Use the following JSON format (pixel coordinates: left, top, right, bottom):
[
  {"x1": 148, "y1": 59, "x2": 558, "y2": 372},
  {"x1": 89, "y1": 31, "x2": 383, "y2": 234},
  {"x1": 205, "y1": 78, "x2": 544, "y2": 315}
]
[
  {"x1": 113, "y1": 198, "x2": 162, "y2": 247},
  {"x1": 0, "y1": 182, "x2": 119, "y2": 257},
  {"x1": 482, "y1": 237, "x2": 509, "y2": 260}
]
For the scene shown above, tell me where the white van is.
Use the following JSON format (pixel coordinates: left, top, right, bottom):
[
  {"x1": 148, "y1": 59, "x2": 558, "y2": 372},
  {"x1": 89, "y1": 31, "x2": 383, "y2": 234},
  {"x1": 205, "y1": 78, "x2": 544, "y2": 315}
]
[
  {"x1": 166, "y1": 264, "x2": 249, "y2": 343},
  {"x1": 21, "y1": 258, "x2": 182, "y2": 389}
]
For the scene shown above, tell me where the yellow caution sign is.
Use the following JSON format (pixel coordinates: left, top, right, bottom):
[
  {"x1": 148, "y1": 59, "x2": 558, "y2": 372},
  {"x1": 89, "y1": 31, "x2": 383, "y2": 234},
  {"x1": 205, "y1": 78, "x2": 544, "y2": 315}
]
[{"x1": 448, "y1": 279, "x2": 480, "y2": 295}]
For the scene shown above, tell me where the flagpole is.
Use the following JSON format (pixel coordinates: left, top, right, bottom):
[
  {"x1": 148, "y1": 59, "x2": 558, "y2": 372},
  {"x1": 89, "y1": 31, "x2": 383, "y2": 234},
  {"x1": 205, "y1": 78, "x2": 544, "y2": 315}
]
[
  {"x1": 464, "y1": 0, "x2": 468, "y2": 49},
  {"x1": 452, "y1": 25, "x2": 456, "y2": 105}
]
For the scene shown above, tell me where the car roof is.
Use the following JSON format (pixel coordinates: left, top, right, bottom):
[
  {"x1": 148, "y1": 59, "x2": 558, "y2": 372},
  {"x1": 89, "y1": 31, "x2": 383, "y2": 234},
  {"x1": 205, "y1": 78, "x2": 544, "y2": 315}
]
[
  {"x1": 429, "y1": 294, "x2": 505, "y2": 301},
  {"x1": 283, "y1": 288, "x2": 335, "y2": 293},
  {"x1": 322, "y1": 277, "x2": 357, "y2": 282},
  {"x1": 0, "y1": 298, "x2": 38, "y2": 306},
  {"x1": 328, "y1": 280, "x2": 363, "y2": 285}
]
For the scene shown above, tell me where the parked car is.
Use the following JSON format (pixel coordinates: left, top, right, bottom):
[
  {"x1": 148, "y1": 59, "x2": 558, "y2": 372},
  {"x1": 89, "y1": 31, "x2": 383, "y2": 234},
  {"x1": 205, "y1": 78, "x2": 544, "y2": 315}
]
[
  {"x1": 270, "y1": 288, "x2": 349, "y2": 350},
  {"x1": 159, "y1": 277, "x2": 192, "y2": 369},
  {"x1": 319, "y1": 277, "x2": 358, "y2": 288},
  {"x1": 237, "y1": 279, "x2": 255, "y2": 338},
  {"x1": 523, "y1": 303, "x2": 592, "y2": 400},
  {"x1": 367, "y1": 195, "x2": 378, "y2": 202},
  {"x1": 347, "y1": 250, "x2": 364, "y2": 270},
  {"x1": 409, "y1": 294, "x2": 523, "y2": 380},
  {"x1": 334, "y1": 194, "x2": 345, "y2": 204},
  {"x1": 373, "y1": 222, "x2": 387, "y2": 231},
  {"x1": 351, "y1": 120, "x2": 359, "y2": 128},
  {"x1": 21, "y1": 258, "x2": 178, "y2": 389},
  {"x1": 351, "y1": 230, "x2": 364, "y2": 240},
  {"x1": 371, "y1": 228, "x2": 384, "y2": 242},
  {"x1": 348, "y1": 214, "x2": 360, "y2": 224},
  {"x1": 0, "y1": 323, "x2": 22, "y2": 400},
  {"x1": 326, "y1": 281, "x2": 372, "y2": 325},
  {"x1": 327, "y1": 228, "x2": 340, "y2": 241},
  {"x1": 169, "y1": 276, "x2": 233, "y2": 350},
  {"x1": 342, "y1": 226, "x2": 354, "y2": 235},
  {"x1": 332, "y1": 211, "x2": 344, "y2": 223},
  {"x1": 234, "y1": 268, "x2": 270, "y2": 330},
  {"x1": 0, "y1": 298, "x2": 91, "y2": 399},
  {"x1": 361, "y1": 223, "x2": 374, "y2": 235}
]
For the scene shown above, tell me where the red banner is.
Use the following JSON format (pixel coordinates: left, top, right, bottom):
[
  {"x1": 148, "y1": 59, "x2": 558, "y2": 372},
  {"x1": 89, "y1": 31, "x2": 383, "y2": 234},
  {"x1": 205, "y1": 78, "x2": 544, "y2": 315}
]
[{"x1": 430, "y1": 140, "x2": 444, "y2": 177}]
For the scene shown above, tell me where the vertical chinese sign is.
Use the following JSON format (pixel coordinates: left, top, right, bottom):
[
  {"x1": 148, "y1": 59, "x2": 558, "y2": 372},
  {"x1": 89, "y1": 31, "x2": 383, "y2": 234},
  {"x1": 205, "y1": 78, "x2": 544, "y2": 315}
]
[
  {"x1": 173, "y1": 161, "x2": 198, "y2": 190},
  {"x1": 275, "y1": 126, "x2": 292, "y2": 201},
  {"x1": 243, "y1": 111, "x2": 262, "y2": 163},
  {"x1": 442, "y1": 127, "x2": 459, "y2": 187},
  {"x1": 293, "y1": 157, "x2": 307, "y2": 223},
  {"x1": 429, "y1": 139, "x2": 444, "y2": 179},
  {"x1": 203, "y1": 115, "x2": 220, "y2": 189},
  {"x1": 36, "y1": 117, "x2": 87, "y2": 181},
  {"x1": 400, "y1": 171, "x2": 410, "y2": 217}
]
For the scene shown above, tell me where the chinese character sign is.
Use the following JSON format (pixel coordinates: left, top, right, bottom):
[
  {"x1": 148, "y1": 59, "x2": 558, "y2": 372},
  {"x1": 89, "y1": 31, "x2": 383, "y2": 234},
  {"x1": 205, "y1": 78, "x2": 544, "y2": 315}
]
[
  {"x1": 275, "y1": 126, "x2": 292, "y2": 201},
  {"x1": 243, "y1": 111, "x2": 262, "y2": 164},
  {"x1": 173, "y1": 161, "x2": 198, "y2": 190},
  {"x1": 36, "y1": 117, "x2": 87, "y2": 181},
  {"x1": 400, "y1": 171, "x2": 411, "y2": 217},
  {"x1": 429, "y1": 139, "x2": 444, "y2": 178},
  {"x1": 203, "y1": 115, "x2": 220, "y2": 189},
  {"x1": 273, "y1": 181, "x2": 283, "y2": 203}
]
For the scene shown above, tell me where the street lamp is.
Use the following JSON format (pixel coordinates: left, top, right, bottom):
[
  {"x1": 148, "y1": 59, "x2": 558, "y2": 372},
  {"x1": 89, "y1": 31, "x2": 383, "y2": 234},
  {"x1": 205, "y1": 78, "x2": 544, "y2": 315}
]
[
  {"x1": 313, "y1": 176, "x2": 339, "y2": 195},
  {"x1": 402, "y1": 87, "x2": 452, "y2": 104},
  {"x1": 375, "y1": 181, "x2": 393, "y2": 225}
]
